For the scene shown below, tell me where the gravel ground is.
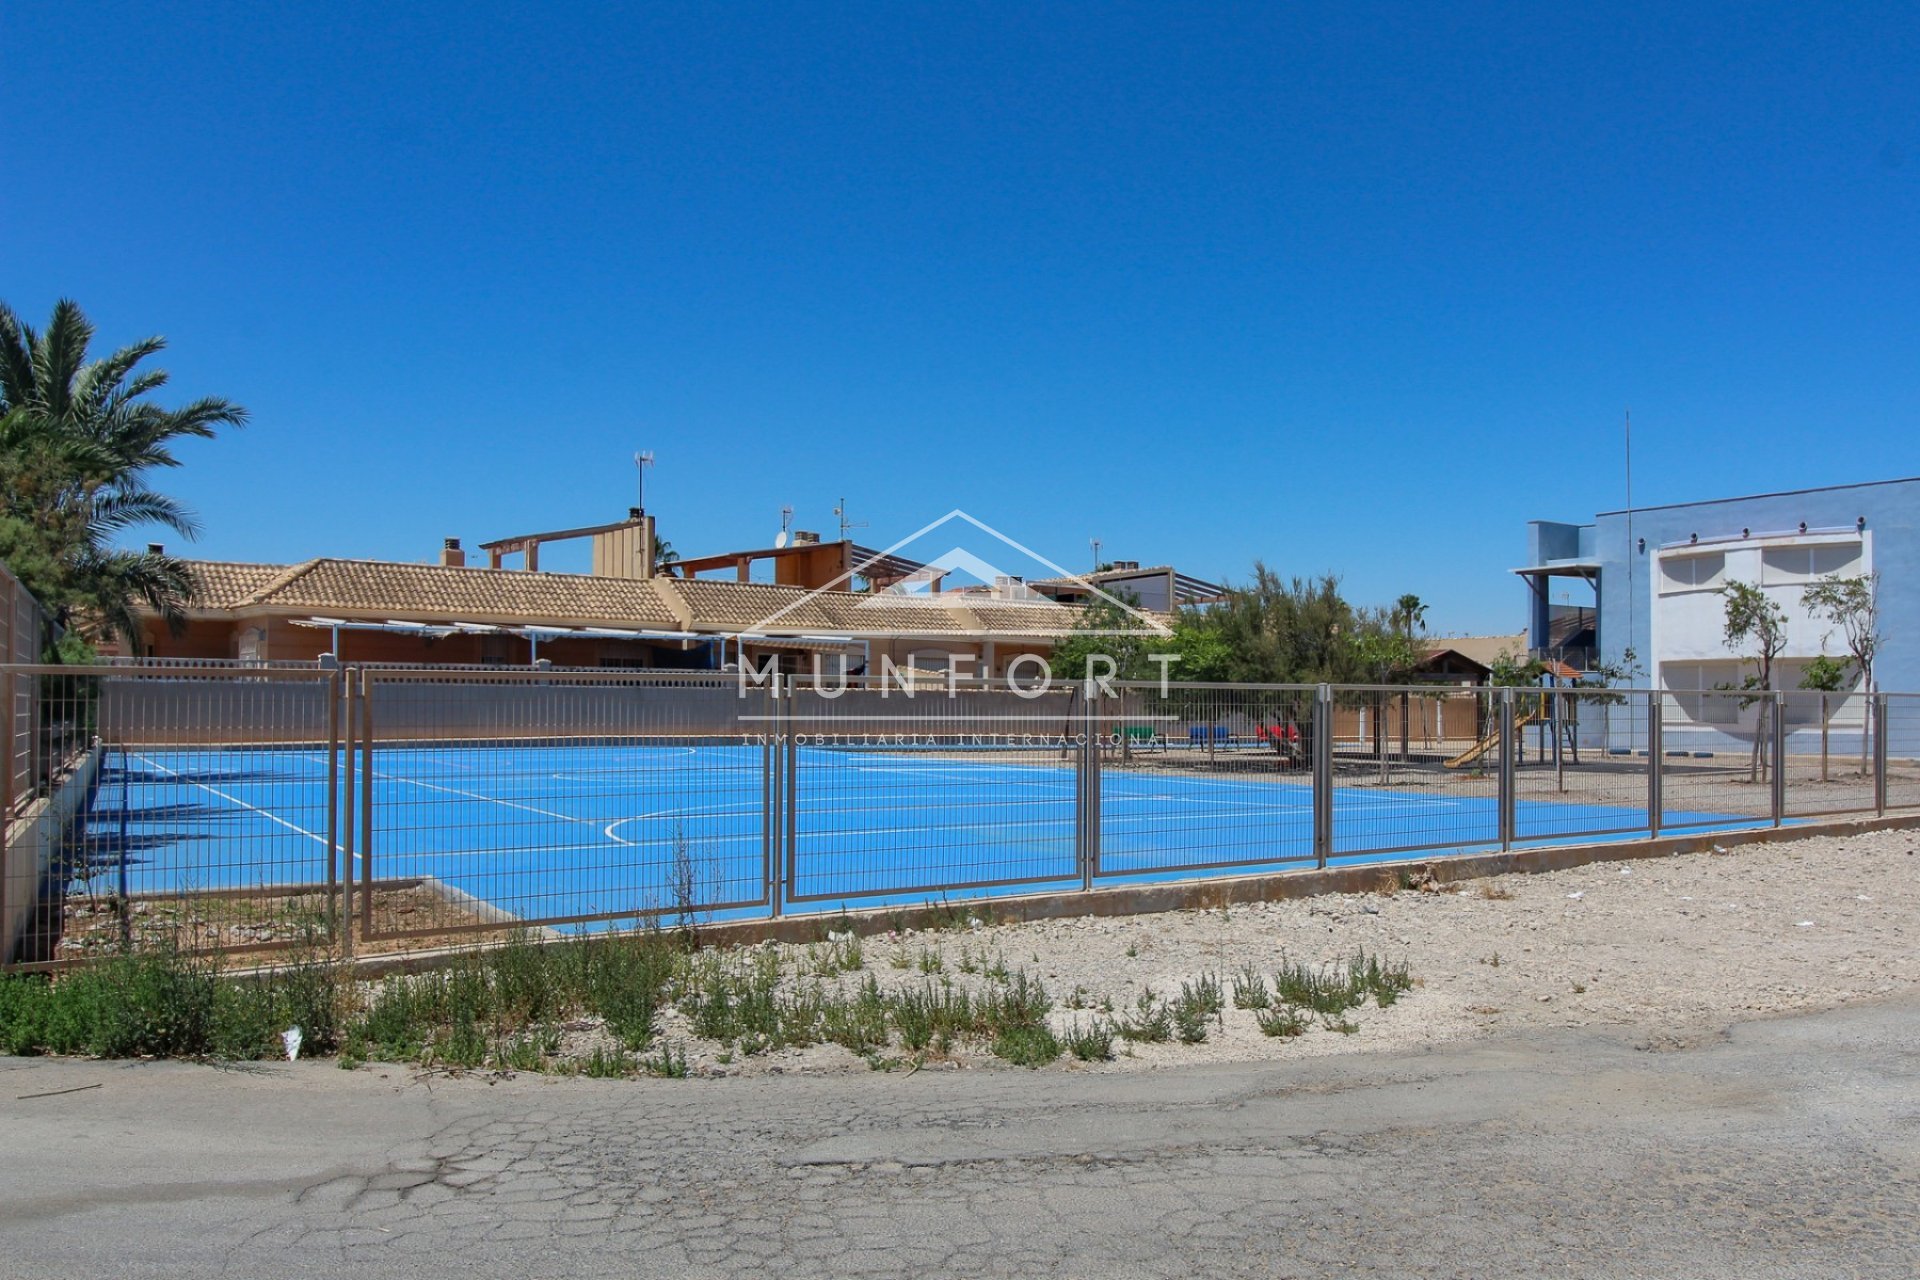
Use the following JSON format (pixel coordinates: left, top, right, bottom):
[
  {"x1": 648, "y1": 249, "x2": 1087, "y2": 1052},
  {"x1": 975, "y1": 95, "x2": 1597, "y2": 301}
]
[{"x1": 663, "y1": 825, "x2": 1920, "y2": 1076}]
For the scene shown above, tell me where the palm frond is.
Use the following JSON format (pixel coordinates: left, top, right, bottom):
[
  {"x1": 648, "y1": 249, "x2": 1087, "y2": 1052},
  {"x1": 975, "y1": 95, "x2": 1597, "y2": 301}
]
[
  {"x1": 89, "y1": 488, "x2": 203, "y2": 540},
  {"x1": 0, "y1": 302, "x2": 37, "y2": 410},
  {"x1": 30, "y1": 299, "x2": 96, "y2": 418}
]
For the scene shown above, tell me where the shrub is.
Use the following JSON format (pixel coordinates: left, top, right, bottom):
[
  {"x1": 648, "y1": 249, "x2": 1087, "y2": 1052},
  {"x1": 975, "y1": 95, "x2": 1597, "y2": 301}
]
[
  {"x1": 1063, "y1": 1018, "x2": 1113, "y2": 1062},
  {"x1": 991, "y1": 1023, "x2": 1061, "y2": 1067}
]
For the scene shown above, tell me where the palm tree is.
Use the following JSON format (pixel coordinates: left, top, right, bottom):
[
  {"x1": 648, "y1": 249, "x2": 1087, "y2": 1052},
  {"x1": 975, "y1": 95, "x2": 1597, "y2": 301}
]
[
  {"x1": 0, "y1": 299, "x2": 247, "y2": 651},
  {"x1": 653, "y1": 537, "x2": 681, "y2": 573},
  {"x1": 1392, "y1": 593, "x2": 1428, "y2": 638}
]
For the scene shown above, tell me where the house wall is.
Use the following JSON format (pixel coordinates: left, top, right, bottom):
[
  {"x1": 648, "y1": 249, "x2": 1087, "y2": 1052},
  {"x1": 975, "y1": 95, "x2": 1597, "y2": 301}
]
[{"x1": 137, "y1": 617, "x2": 240, "y2": 660}]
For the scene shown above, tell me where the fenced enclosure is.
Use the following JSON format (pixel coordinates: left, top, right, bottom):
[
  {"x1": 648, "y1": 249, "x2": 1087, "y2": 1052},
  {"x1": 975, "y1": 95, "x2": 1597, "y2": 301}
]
[{"x1": 4, "y1": 662, "x2": 1916, "y2": 969}]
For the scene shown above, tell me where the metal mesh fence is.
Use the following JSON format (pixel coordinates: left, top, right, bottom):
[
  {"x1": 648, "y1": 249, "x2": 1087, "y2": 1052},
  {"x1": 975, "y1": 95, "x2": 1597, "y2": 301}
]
[
  {"x1": 8, "y1": 664, "x2": 1918, "y2": 969},
  {"x1": 358, "y1": 670, "x2": 773, "y2": 940},
  {"x1": 1656, "y1": 689, "x2": 1776, "y2": 830},
  {"x1": 1512, "y1": 688, "x2": 1655, "y2": 844},
  {"x1": 4, "y1": 666, "x2": 340, "y2": 967},
  {"x1": 3, "y1": 566, "x2": 54, "y2": 817},
  {"x1": 1098, "y1": 683, "x2": 1318, "y2": 876},
  {"x1": 1778, "y1": 690, "x2": 1878, "y2": 818},
  {"x1": 1884, "y1": 694, "x2": 1920, "y2": 813},
  {"x1": 783, "y1": 676, "x2": 1082, "y2": 903},
  {"x1": 1328, "y1": 685, "x2": 1499, "y2": 859}
]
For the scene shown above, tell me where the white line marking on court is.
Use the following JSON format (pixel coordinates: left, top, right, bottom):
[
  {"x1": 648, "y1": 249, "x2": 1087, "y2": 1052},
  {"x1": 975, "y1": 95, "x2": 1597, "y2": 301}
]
[
  {"x1": 301, "y1": 752, "x2": 593, "y2": 827},
  {"x1": 603, "y1": 802, "x2": 763, "y2": 846},
  {"x1": 130, "y1": 753, "x2": 340, "y2": 853}
]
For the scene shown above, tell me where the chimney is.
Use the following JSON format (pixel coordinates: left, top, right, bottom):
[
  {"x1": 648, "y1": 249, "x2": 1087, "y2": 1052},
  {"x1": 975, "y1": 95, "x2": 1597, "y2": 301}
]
[
  {"x1": 628, "y1": 507, "x2": 643, "y2": 521},
  {"x1": 147, "y1": 542, "x2": 165, "y2": 556},
  {"x1": 440, "y1": 537, "x2": 466, "y2": 568},
  {"x1": 793, "y1": 530, "x2": 821, "y2": 545}
]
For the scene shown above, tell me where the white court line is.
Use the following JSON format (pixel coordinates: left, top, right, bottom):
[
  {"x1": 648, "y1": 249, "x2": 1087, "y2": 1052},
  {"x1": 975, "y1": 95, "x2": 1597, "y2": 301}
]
[
  {"x1": 130, "y1": 752, "x2": 339, "y2": 853},
  {"x1": 303, "y1": 752, "x2": 590, "y2": 826},
  {"x1": 603, "y1": 801, "x2": 765, "y2": 846}
]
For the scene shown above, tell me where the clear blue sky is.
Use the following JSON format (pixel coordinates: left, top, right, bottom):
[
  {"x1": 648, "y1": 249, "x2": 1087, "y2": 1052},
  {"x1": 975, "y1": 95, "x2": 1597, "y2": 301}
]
[{"x1": 4, "y1": 2, "x2": 1916, "y2": 634}]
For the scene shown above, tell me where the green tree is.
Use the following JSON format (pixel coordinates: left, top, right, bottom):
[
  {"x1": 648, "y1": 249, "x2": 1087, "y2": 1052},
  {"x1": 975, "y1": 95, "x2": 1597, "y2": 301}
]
[
  {"x1": 1799, "y1": 653, "x2": 1852, "y2": 782},
  {"x1": 1201, "y1": 567, "x2": 1363, "y2": 685},
  {"x1": 1349, "y1": 616, "x2": 1423, "y2": 777},
  {"x1": 0, "y1": 300, "x2": 245, "y2": 651},
  {"x1": 1720, "y1": 580, "x2": 1788, "y2": 782},
  {"x1": 1049, "y1": 589, "x2": 1173, "y2": 688},
  {"x1": 1802, "y1": 572, "x2": 1880, "y2": 776}
]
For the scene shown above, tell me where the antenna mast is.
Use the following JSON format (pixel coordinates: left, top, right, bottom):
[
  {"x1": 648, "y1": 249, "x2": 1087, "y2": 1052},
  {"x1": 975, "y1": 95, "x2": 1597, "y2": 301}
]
[
  {"x1": 832, "y1": 497, "x2": 867, "y2": 543},
  {"x1": 1623, "y1": 409, "x2": 1636, "y2": 687},
  {"x1": 633, "y1": 451, "x2": 655, "y2": 514}
]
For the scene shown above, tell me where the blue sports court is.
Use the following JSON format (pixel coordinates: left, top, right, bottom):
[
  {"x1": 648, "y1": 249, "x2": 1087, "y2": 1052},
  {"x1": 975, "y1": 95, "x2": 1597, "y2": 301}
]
[{"x1": 76, "y1": 740, "x2": 1762, "y2": 931}]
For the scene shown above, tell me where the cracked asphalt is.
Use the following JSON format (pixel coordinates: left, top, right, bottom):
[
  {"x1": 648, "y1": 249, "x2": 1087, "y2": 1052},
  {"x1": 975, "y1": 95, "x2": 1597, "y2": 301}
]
[{"x1": 2, "y1": 995, "x2": 1917, "y2": 1279}]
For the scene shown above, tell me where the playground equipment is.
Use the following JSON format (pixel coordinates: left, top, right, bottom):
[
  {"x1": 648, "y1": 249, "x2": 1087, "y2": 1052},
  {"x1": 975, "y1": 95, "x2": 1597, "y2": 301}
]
[
  {"x1": 1443, "y1": 689, "x2": 1593, "y2": 770},
  {"x1": 1445, "y1": 706, "x2": 1542, "y2": 769}
]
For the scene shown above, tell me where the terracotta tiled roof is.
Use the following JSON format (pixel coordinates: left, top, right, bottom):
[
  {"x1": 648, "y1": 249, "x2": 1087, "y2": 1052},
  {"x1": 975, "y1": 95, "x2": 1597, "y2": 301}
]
[
  {"x1": 963, "y1": 601, "x2": 1093, "y2": 636},
  {"x1": 185, "y1": 558, "x2": 684, "y2": 627},
  {"x1": 175, "y1": 556, "x2": 1150, "y2": 641},
  {"x1": 668, "y1": 579, "x2": 839, "y2": 630},
  {"x1": 1432, "y1": 632, "x2": 1529, "y2": 668},
  {"x1": 186, "y1": 561, "x2": 293, "y2": 609},
  {"x1": 817, "y1": 592, "x2": 969, "y2": 633}
]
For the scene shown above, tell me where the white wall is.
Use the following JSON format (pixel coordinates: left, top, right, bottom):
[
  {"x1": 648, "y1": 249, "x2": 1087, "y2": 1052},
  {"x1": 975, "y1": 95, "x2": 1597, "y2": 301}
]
[{"x1": 1652, "y1": 531, "x2": 1871, "y2": 725}]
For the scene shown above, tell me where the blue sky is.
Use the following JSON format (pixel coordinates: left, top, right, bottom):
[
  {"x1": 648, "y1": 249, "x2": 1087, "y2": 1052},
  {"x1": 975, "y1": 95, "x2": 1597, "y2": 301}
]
[{"x1": 4, "y1": 2, "x2": 1916, "y2": 634}]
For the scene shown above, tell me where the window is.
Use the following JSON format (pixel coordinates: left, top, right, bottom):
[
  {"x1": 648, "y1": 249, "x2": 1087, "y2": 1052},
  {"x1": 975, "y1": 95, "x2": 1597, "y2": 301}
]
[
  {"x1": 1660, "y1": 660, "x2": 1744, "y2": 724},
  {"x1": 1658, "y1": 551, "x2": 1726, "y2": 594},
  {"x1": 1761, "y1": 541, "x2": 1862, "y2": 587}
]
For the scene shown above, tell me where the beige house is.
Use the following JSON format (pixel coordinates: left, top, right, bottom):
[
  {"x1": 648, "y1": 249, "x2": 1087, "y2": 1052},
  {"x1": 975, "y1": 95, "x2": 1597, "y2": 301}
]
[{"x1": 127, "y1": 554, "x2": 1132, "y2": 678}]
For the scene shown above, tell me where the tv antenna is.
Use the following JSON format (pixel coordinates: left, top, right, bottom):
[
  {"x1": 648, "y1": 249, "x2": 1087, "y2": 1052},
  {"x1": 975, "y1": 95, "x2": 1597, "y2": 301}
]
[
  {"x1": 633, "y1": 451, "x2": 655, "y2": 514},
  {"x1": 774, "y1": 505, "x2": 794, "y2": 549},
  {"x1": 1090, "y1": 537, "x2": 1103, "y2": 572},
  {"x1": 833, "y1": 497, "x2": 867, "y2": 543}
]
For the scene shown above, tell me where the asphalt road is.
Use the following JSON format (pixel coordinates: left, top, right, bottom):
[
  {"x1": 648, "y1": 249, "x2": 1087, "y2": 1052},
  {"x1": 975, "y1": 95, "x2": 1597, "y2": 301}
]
[{"x1": 2, "y1": 997, "x2": 1916, "y2": 1279}]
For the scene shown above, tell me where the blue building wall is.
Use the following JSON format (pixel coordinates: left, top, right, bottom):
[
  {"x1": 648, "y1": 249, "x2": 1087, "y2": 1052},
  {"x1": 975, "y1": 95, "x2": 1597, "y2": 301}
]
[
  {"x1": 1522, "y1": 478, "x2": 1917, "y2": 759},
  {"x1": 1581, "y1": 477, "x2": 1919, "y2": 692}
]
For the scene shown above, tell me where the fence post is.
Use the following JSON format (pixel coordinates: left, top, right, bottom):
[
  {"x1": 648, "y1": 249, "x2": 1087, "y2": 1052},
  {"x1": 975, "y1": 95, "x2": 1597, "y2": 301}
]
[
  {"x1": 1874, "y1": 693, "x2": 1888, "y2": 816},
  {"x1": 782, "y1": 676, "x2": 797, "y2": 917},
  {"x1": 1497, "y1": 686, "x2": 1515, "y2": 852},
  {"x1": 1079, "y1": 684, "x2": 1099, "y2": 892},
  {"x1": 1312, "y1": 684, "x2": 1332, "y2": 868},
  {"x1": 761, "y1": 673, "x2": 781, "y2": 919},
  {"x1": 1770, "y1": 690, "x2": 1787, "y2": 827},
  {"x1": 339, "y1": 670, "x2": 357, "y2": 961},
  {"x1": 357, "y1": 669, "x2": 375, "y2": 944},
  {"x1": 1646, "y1": 689, "x2": 1662, "y2": 840},
  {"x1": 324, "y1": 668, "x2": 341, "y2": 950}
]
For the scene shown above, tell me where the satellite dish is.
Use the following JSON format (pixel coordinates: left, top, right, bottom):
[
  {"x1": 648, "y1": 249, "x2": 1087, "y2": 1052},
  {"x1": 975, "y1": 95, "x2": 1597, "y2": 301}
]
[{"x1": 773, "y1": 531, "x2": 789, "y2": 549}]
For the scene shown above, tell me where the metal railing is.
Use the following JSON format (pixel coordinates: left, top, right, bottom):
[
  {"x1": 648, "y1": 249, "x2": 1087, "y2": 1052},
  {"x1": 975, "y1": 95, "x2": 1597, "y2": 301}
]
[{"x1": 4, "y1": 664, "x2": 1914, "y2": 968}]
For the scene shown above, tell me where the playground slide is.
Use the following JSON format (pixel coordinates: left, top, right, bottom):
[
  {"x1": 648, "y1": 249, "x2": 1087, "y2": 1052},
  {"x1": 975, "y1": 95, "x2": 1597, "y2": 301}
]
[{"x1": 1444, "y1": 709, "x2": 1544, "y2": 770}]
